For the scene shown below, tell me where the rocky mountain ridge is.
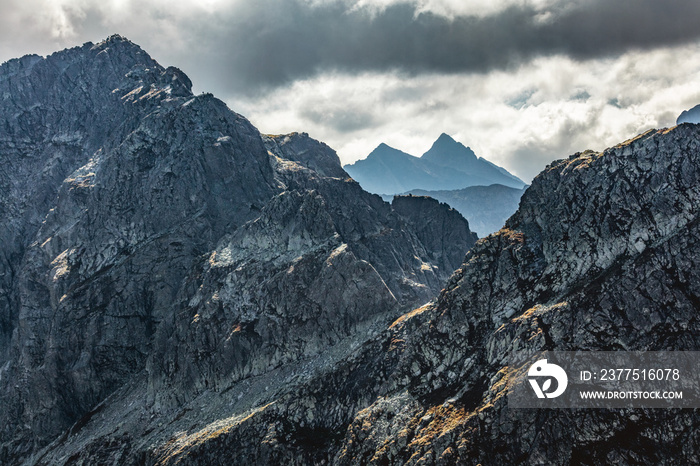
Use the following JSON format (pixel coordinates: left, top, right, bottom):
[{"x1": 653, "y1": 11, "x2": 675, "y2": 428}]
[
  {"x1": 343, "y1": 133, "x2": 525, "y2": 195},
  {"x1": 330, "y1": 124, "x2": 700, "y2": 464},
  {"x1": 0, "y1": 36, "x2": 477, "y2": 463},
  {"x1": 122, "y1": 123, "x2": 700, "y2": 465},
  {"x1": 3, "y1": 36, "x2": 700, "y2": 465}
]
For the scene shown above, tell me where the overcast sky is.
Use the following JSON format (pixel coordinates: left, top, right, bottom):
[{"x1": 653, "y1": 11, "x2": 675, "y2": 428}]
[{"x1": 3, "y1": 0, "x2": 700, "y2": 181}]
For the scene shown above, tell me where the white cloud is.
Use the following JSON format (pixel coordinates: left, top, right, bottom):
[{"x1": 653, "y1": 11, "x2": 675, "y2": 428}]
[
  {"x1": 3, "y1": 0, "x2": 700, "y2": 183},
  {"x1": 234, "y1": 42, "x2": 700, "y2": 181}
]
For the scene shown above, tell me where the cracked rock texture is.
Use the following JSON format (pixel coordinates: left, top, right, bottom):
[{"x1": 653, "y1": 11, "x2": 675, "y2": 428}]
[
  {"x1": 327, "y1": 126, "x2": 700, "y2": 465},
  {"x1": 124, "y1": 125, "x2": 700, "y2": 465},
  {"x1": 0, "y1": 37, "x2": 476, "y2": 464},
  {"x1": 4, "y1": 36, "x2": 700, "y2": 466}
]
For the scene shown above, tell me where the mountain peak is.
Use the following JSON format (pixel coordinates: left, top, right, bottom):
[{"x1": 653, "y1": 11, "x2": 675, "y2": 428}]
[
  {"x1": 421, "y1": 133, "x2": 478, "y2": 166},
  {"x1": 435, "y1": 132, "x2": 457, "y2": 144},
  {"x1": 89, "y1": 34, "x2": 142, "y2": 54},
  {"x1": 344, "y1": 133, "x2": 524, "y2": 194},
  {"x1": 103, "y1": 33, "x2": 131, "y2": 43},
  {"x1": 365, "y1": 142, "x2": 414, "y2": 161}
]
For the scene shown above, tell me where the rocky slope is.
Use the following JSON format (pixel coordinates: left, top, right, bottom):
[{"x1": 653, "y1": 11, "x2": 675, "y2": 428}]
[
  {"x1": 69, "y1": 123, "x2": 699, "y2": 465},
  {"x1": 0, "y1": 37, "x2": 478, "y2": 464},
  {"x1": 4, "y1": 36, "x2": 700, "y2": 466},
  {"x1": 344, "y1": 133, "x2": 525, "y2": 195},
  {"x1": 327, "y1": 125, "x2": 700, "y2": 464}
]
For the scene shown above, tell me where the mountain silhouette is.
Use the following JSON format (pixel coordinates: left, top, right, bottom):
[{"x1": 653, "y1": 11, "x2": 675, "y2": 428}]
[{"x1": 344, "y1": 133, "x2": 525, "y2": 194}]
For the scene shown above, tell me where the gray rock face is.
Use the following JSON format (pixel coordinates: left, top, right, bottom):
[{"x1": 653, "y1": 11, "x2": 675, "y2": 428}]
[
  {"x1": 391, "y1": 195, "x2": 478, "y2": 274},
  {"x1": 0, "y1": 37, "x2": 477, "y2": 463},
  {"x1": 263, "y1": 132, "x2": 347, "y2": 178},
  {"x1": 93, "y1": 125, "x2": 699, "y2": 465},
  {"x1": 336, "y1": 126, "x2": 700, "y2": 465},
  {"x1": 1, "y1": 34, "x2": 277, "y2": 461},
  {"x1": 0, "y1": 36, "x2": 187, "y2": 363}
]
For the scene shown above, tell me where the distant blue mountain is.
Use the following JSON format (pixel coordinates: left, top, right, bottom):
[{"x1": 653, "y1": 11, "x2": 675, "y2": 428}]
[
  {"x1": 344, "y1": 133, "x2": 525, "y2": 194},
  {"x1": 382, "y1": 184, "x2": 527, "y2": 237},
  {"x1": 678, "y1": 104, "x2": 700, "y2": 125}
]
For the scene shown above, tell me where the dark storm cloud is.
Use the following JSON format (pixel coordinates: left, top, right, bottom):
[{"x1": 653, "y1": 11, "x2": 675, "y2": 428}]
[
  {"x1": 300, "y1": 106, "x2": 380, "y2": 133},
  {"x1": 183, "y1": 0, "x2": 700, "y2": 95},
  {"x1": 3, "y1": 0, "x2": 700, "y2": 97}
]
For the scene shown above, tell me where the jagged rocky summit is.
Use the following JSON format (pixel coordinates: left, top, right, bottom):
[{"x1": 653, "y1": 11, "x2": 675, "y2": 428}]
[
  {"x1": 0, "y1": 36, "x2": 477, "y2": 464},
  {"x1": 3, "y1": 35, "x2": 700, "y2": 466},
  {"x1": 119, "y1": 124, "x2": 700, "y2": 465},
  {"x1": 344, "y1": 133, "x2": 525, "y2": 195}
]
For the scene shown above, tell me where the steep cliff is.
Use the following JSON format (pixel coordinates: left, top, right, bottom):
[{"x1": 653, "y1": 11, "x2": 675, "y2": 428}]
[
  {"x1": 0, "y1": 37, "x2": 477, "y2": 463},
  {"x1": 5, "y1": 35, "x2": 699, "y2": 466},
  {"x1": 110, "y1": 124, "x2": 699, "y2": 465},
  {"x1": 330, "y1": 125, "x2": 700, "y2": 465}
]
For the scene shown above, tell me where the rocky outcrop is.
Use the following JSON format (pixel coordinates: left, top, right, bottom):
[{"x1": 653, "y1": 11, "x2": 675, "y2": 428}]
[
  {"x1": 5, "y1": 35, "x2": 699, "y2": 466},
  {"x1": 391, "y1": 195, "x2": 478, "y2": 275},
  {"x1": 263, "y1": 132, "x2": 347, "y2": 178},
  {"x1": 116, "y1": 124, "x2": 699, "y2": 465},
  {"x1": 0, "y1": 37, "x2": 477, "y2": 464}
]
